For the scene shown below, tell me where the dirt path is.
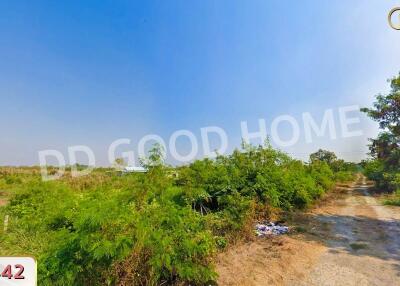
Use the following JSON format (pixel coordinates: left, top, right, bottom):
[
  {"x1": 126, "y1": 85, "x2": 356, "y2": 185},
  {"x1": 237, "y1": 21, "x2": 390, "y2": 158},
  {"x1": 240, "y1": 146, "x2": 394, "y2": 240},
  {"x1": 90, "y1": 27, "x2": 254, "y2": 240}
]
[{"x1": 216, "y1": 176, "x2": 400, "y2": 285}]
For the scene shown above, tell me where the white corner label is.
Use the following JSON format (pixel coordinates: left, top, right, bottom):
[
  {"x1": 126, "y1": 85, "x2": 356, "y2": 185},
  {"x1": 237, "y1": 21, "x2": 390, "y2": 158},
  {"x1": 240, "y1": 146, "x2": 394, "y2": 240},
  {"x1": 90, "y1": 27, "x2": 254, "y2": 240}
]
[{"x1": 0, "y1": 257, "x2": 36, "y2": 286}]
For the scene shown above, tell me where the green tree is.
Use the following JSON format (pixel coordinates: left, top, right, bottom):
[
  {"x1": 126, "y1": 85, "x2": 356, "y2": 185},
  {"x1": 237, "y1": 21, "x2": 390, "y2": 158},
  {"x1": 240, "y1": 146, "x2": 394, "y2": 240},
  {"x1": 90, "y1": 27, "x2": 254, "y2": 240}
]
[
  {"x1": 310, "y1": 149, "x2": 337, "y2": 165},
  {"x1": 361, "y1": 73, "x2": 400, "y2": 190}
]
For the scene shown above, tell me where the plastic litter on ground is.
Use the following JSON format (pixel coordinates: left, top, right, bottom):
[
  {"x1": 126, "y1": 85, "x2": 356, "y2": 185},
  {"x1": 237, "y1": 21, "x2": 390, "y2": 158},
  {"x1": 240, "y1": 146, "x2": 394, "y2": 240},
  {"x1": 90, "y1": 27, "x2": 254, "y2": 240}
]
[{"x1": 255, "y1": 222, "x2": 289, "y2": 236}]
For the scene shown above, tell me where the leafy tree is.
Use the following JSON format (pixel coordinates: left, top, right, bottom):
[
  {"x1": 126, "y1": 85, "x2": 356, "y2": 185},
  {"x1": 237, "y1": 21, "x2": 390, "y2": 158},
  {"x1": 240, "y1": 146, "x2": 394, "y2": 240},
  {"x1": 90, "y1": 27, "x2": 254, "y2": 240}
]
[
  {"x1": 361, "y1": 73, "x2": 400, "y2": 190},
  {"x1": 361, "y1": 74, "x2": 400, "y2": 138},
  {"x1": 140, "y1": 143, "x2": 166, "y2": 169},
  {"x1": 310, "y1": 149, "x2": 337, "y2": 165}
]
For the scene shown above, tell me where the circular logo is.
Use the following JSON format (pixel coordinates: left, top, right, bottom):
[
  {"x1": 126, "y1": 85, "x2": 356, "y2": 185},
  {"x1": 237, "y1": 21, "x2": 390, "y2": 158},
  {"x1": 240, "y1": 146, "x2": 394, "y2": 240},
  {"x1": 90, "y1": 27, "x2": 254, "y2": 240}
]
[{"x1": 389, "y1": 7, "x2": 400, "y2": 30}]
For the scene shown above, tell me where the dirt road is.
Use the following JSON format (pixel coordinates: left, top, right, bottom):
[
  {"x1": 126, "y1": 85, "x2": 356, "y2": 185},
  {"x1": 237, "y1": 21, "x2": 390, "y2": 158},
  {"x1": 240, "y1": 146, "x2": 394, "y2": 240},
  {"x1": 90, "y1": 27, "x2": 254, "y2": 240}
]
[{"x1": 216, "y1": 176, "x2": 400, "y2": 285}]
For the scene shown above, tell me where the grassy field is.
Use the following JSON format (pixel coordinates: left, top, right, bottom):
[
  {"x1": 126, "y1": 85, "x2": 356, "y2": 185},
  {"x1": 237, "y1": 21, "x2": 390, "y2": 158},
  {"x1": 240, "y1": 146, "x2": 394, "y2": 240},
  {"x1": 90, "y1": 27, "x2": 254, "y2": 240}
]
[{"x1": 0, "y1": 145, "x2": 356, "y2": 286}]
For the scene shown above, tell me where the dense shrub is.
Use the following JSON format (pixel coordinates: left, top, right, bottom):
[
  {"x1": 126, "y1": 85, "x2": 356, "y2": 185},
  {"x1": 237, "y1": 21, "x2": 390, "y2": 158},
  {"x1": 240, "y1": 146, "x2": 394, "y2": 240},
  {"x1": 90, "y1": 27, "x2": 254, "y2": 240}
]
[
  {"x1": 382, "y1": 174, "x2": 400, "y2": 206},
  {"x1": 0, "y1": 144, "x2": 351, "y2": 285},
  {"x1": 308, "y1": 160, "x2": 334, "y2": 190}
]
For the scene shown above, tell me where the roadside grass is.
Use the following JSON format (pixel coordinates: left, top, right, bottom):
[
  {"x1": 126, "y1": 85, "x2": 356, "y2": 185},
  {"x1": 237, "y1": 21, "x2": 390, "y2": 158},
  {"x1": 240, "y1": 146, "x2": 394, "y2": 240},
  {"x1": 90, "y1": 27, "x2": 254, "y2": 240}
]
[
  {"x1": 383, "y1": 196, "x2": 400, "y2": 206},
  {"x1": 349, "y1": 242, "x2": 369, "y2": 251}
]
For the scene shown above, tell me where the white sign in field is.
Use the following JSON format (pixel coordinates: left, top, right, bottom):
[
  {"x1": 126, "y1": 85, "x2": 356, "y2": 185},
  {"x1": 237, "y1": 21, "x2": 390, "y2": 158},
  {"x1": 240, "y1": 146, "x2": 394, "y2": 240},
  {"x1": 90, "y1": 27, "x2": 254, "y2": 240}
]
[{"x1": 0, "y1": 257, "x2": 36, "y2": 286}]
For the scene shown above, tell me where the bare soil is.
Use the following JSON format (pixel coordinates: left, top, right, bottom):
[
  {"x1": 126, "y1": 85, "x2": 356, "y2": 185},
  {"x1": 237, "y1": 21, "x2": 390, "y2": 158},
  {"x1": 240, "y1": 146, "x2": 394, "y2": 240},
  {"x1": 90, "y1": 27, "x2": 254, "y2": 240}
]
[{"x1": 215, "y1": 176, "x2": 400, "y2": 286}]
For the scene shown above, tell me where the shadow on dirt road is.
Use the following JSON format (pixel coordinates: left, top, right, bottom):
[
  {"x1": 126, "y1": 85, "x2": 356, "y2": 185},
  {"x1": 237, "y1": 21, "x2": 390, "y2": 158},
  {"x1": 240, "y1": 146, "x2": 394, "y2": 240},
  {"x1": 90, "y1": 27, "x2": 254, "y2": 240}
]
[{"x1": 294, "y1": 176, "x2": 400, "y2": 286}]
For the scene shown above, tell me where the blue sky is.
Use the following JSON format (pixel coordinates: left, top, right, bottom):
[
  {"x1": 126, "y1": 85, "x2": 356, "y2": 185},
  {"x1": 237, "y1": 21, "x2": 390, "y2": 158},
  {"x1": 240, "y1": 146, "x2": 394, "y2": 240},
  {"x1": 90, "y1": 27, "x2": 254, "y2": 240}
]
[{"x1": 1, "y1": 1, "x2": 400, "y2": 166}]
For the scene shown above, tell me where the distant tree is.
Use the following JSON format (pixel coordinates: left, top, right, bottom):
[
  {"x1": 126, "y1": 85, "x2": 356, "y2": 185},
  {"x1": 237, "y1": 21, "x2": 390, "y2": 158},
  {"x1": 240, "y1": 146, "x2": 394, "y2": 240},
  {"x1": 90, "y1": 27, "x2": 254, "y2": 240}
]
[
  {"x1": 310, "y1": 149, "x2": 337, "y2": 165},
  {"x1": 113, "y1": 157, "x2": 127, "y2": 170}
]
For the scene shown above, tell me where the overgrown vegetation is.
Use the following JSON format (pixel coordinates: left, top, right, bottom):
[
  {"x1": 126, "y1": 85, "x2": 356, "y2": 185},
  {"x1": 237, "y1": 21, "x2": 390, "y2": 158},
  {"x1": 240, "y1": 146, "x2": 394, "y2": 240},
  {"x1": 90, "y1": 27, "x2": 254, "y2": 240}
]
[
  {"x1": 0, "y1": 144, "x2": 355, "y2": 285},
  {"x1": 361, "y1": 72, "x2": 400, "y2": 205}
]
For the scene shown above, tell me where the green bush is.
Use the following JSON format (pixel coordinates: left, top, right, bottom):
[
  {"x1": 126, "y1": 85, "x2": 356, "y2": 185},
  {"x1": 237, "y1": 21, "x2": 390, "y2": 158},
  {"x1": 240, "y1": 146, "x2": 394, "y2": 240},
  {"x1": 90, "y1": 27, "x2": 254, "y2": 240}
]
[
  {"x1": 0, "y1": 144, "x2": 352, "y2": 285},
  {"x1": 384, "y1": 190, "x2": 400, "y2": 206},
  {"x1": 334, "y1": 171, "x2": 355, "y2": 183},
  {"x1": 363, "y1": 160, "x2": 386, "y2": 187},
  {"x1": 308, "y1": 161, "x2": 334, "y2": 191}
]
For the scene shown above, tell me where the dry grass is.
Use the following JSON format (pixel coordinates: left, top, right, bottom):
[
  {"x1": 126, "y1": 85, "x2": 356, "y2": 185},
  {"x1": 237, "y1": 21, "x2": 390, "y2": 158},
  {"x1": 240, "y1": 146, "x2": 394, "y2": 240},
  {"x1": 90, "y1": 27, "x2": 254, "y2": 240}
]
[{"x1": 215, "y1": 235, "x2": 325, "y2": 286}]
